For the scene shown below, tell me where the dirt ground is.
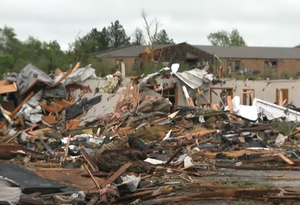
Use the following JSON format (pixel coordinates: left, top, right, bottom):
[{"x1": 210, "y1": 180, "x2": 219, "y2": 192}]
[{"x1": 140, "y1": 169, "x2": 300, "y2": 205}]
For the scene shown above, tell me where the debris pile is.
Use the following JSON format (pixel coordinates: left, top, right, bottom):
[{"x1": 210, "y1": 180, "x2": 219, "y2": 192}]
[{"x1": 1, "y1": 63, "x2": 300, "y2": 204}]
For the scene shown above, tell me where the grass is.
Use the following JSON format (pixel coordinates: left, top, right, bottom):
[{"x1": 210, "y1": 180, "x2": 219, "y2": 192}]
[{"x1": 225, "y1": 180, "x2": 270, "y2": 189}]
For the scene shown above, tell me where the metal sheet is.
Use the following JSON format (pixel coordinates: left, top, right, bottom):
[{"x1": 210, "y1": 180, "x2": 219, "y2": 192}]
[
  {"x1": 54, "y1": 64, "x2": 97, "y2": 86},
  {"x1": 0, "y1": 162, "x2": 65, "y2": 194},
  {"x1": 253, "y1": 98, "x2": 300, "y2": 122},
  {"x1": 174, "y1": 68, "x2": 213, "y2": 89},
  {"x1": 0, "y1": 176, "x2": 21, "y2": 204},
  {"x1": 16, "y1": 64, "x2": 54, "y2": 95}
]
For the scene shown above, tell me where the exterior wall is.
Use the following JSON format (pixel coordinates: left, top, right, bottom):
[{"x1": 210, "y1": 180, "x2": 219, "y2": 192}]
[
  {"x1": 140, "y1": 43, "x2": 213, "y2": 64},
  {"x1": 277, "y1": 59, "x2": 300, "y2": 76},
  {"x1": 221, "y1": 58, "x2": 300, "y2": 76},
  {"x1": 102, "y1": 57, "x2": 138, "y2": 74},
  {"x1": 211, "y1": 79, "x2": 300, "y2": 106}
]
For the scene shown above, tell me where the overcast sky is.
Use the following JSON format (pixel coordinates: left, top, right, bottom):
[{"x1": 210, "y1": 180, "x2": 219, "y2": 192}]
[{"x1": 1, "y1": 0, "x2": 299, "y2": 50}]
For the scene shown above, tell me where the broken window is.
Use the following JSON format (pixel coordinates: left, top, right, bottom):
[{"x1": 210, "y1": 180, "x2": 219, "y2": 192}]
[
  {"x1": 264, "y1": 60, "x2": 278, "y2": 72},
  {"x1": 163, "y1": 87, "x2": 177, "y2": 106},
  {"x1": 242, "y1": 89, "x2": 255, "y2": 105},
  {"x1": 115, "y1": 59, "x2": 123, "y2": 65},
  {"x1": 276, "y1": 88, "x2": 288, "y2": 105},
  {"x1": 210, "y1": 87, "x2": 234, "y2": 106},
  {"x1": 227, "y1": 60, "x2": 233, "y2": 74},
  {"x1": 234, "y1": 60, "x2": 241, "y2": 71}
]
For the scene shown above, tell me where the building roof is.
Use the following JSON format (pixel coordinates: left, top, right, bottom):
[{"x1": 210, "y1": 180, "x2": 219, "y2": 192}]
[
  {"x1": 94, "y1": 43, "x2": 300, "y2": 60},
  {"x1": 94, "y1": 44, "x2": 171, "y2": 58},
  {"x1": 194, "y1": 45, "x2": 300, "y2": 59}
]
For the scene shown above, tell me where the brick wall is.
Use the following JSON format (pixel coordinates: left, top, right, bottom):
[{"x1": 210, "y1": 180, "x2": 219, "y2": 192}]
[
  {"x1": 221, "y1": 58, "x2": 300, "y2": 77},
  {"x1": 102, "y1": 57, "x2": 138, "y2": 73}
]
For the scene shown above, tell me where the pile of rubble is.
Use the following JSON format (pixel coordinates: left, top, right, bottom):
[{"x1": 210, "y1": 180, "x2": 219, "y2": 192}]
[{"x1": 1, "y1": 63, "x2": 300, "y2": 205}]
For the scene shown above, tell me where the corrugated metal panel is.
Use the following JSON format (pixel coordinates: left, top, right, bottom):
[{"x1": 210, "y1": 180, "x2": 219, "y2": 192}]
[{"x1": 174, "y1": 68, "x2": 213, "y2": 89}]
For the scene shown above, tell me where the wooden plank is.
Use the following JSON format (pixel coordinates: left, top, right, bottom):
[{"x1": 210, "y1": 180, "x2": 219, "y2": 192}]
[
  {"x1": 102, "y1": 162, "x2": 132, "y2": 187},
  {"x1": 52, "y1": 62, "x2": 80, "y2": 87},
  {"x1": 55, "y1": 68, "x2": 63, "y2": 76},
  {"x1": 42, "y1": 115, "x2": 58, "y2": 125},
  {"x1": 0, "y1": 82, "x2": 17, "y2": 94},
  {"x1": 10, "y1": 92, "x2": 34, "y2": 118},
  {"x1": 66, "y1": 119, "x2": 79, "y2": 130},
  {"x1": 58, "y1": 99, "x2": 75, "y2": 107},
  {"x1": 279, "y1": 154, "x2": 294, "y2": 165},
  {"x1": 0, "y1": 144, "x2": 23, "y2": 158},
  {"x1": 3, "y1": 109, "x2": 11, "y2": 116},
  {"x1": 87, "y1": 195, "x2": 100, "y2": 205},
  {"x1": 64, "y1": 135, "x2": 71, "y2": 158},
  {"x1": 38, "y1": 102, "x2": 55, "y2": 113},
  {"x1": 38, "y1": 102, "x2": 64, "y2": 113},
  {"x1": 83, "y1": 164, "x2": 100, "y2": 189},
  {"x1": 28, "y1": 127, "x2": 53, "y2": 136},
  {"x1": 80, "y1": 145, "x2": 99, "y2": 171},
  {"x1": 227, "y1": 95, "x2": 233, "y2": 113},
  {"x1": 0, "y1": 80, "x2": 9, "y2": 86}
]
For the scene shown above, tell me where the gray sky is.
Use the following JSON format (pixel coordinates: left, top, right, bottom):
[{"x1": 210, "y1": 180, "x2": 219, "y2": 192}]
[{"x1": 1, "y1": 0, "x2": 299, "y2": 50}]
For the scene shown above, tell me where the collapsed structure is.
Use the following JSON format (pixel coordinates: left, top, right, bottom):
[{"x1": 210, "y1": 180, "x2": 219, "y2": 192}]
[{"x1": 1, "y1": 62, "x2": 300, "y2": 205}]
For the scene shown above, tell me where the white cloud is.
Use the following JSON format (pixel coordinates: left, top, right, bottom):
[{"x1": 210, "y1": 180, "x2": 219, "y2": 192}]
[{"x1": 1, "y1": 0, "x2": 300, "y2": 50}]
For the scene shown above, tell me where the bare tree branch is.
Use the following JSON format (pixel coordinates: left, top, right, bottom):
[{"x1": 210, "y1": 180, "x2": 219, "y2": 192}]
[
  {"x1": 141, "y1": 9, "x2": 162, "y2": 71},
  {"x1": 141, "y1": 10, "x2": 151, "y2": 44}
]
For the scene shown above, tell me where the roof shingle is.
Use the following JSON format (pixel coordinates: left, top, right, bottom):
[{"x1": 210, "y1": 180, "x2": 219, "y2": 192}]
[
  {"x1": 94, "y1": 44, "x2": 170, "y2": 58},
  {"x1": 94, "y1": 43, "x2": 300, "y2": 60}
]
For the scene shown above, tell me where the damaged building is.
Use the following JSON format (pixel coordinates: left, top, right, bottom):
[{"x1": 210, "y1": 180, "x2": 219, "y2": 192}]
[
  {"x1": 1, "y1": 61, "x2": 300, "y2": 204},
  {"x1": 94, "y1": 43, "x2": 300, "y2": 77}
]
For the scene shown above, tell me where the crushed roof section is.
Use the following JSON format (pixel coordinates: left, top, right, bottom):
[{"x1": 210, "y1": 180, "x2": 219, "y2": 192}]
[
  {"x1": 174, "y1": 68, "x2": 214, "y2": 89},
  {"x1": 194, "y1": 45, "x2": 300, "y2": 59}
]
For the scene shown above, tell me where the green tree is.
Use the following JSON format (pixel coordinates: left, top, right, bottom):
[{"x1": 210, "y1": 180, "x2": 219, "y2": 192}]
[
  {"x1": 71, "y1": 35, "x2": 95, "y2": 63},
  {"x1": 0, "y1": 26, "x2": 22, "y2": 68},
  {"x1": 0, "y1": 25, "x2": 73, "y2": 73},
  {"x1": 0, "y1": 26, "x2": 20, "y2": 54},
  {"x1": 107, "y1": 20, "x2": 131, "y2": 48},
  {"x1": 207, "y1": 29, "x2": 247, "y2": 46},
  {"x1": 132, "y1": 27, "x2": 146, "y2": 46},
  {"x1": 0, "y1": 54, "x2": 14, "y2": 71},
  {"x1": 70, "y1": 27, "x2": 111, "y2": 63},
  {"x1": 153, "y1": 29, "x2": 174, "y2": 44},
  {"x1": 85, "y1": 28, "x2": 110, "y2": 52}
]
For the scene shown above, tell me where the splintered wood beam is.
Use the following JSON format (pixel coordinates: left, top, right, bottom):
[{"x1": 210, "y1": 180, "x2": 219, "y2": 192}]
[
  {"x1": 52, "y1": 62, "x2": 80, "y2": 87},
  {"x1": 83, "y1": 163, "x2": 100, "y2": 189},
  {"x1": 87, "y1": 195, "x2": 100, "y2": 205},
  {"x1": 166, "y1": 147, "x2": 183, "y2": 164},
  {"x1": 10, "y1": 91, "x2": 34, "y2": 118},
  {"x1": 0, "y1": 82, "x2": 17, "y2": 94},
  {"x1": 80, "y1": 145, "x2": 99, "y2": 171},
  {"x1": 102, "y1": 162, "x2": 132, "y2": 187},
  {"x1": 64, "y1": 135, "x2": 71, "y2": 158}
]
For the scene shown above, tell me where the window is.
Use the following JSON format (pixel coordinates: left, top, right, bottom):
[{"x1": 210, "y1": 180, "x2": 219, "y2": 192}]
[
  {"x1": 134, "y1": 59, "x2": 139, "y2": 65},
  {"x1": 276, "y1": 88, "x2": 288, "y2": 105},
  {"x1": 234, "y1": 60, "x2": 241, "y2": 71},
  {"x1": 264, "y1": 60, "x2": 278, "y2": 72},
  {"x1": 163, "y1": 87, "x2": 178, "y2": 106},
  {"x1": 115, "y1": 59, "x2": 123, "y2": 64},
  {"x1": 227, "y1": 60, "x2": 233, "y2": 74},
  {"x1": 242, "y1": 89, "x2": 255, "y2": 105},
  {"x1": 265, "y1": 60, "x2": 277, "y2": 67},
  {"x1": 210, "y1": 87, "x2": 234, "y2": 106}
]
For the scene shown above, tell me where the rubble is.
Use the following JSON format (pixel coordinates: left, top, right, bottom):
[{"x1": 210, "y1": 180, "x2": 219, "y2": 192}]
[{"x1": 1, "y1": 62, "x2": 300, "y2": 204}]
